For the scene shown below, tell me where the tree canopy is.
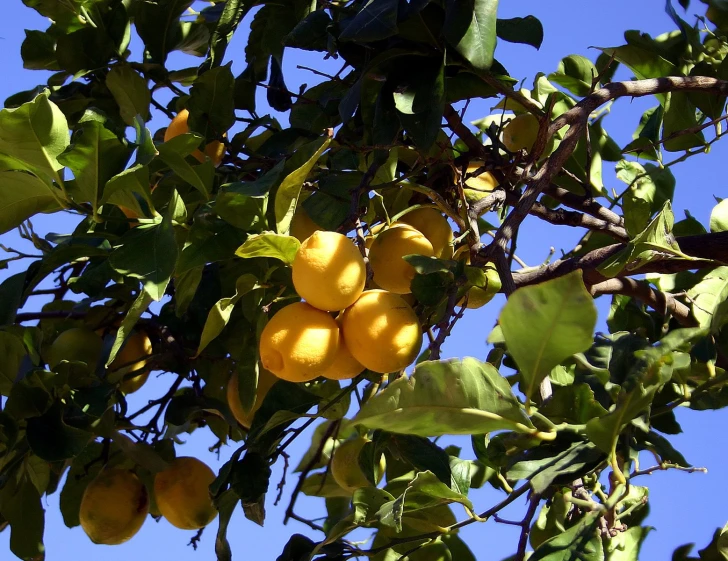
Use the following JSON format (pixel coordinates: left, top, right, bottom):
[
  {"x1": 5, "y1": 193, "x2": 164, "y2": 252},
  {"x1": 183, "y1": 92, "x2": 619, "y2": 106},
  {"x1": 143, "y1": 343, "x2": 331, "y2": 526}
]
[{"x1": 1, "y1": 0, "x2": 728, "y2": 560}]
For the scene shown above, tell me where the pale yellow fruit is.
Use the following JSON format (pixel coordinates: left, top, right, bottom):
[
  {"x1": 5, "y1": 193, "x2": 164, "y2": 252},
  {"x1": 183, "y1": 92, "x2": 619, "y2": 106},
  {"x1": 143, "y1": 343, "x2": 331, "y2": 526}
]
[
  {"x1": 154, "y1": 457, "x2": 217, "y2": 530},
  {"x1": 47, "y1": 327, "x2": 103, "y2": 371},
  {"x1": 289, "y1": 207, "x2": 321, "y2": 242},
  {"x1": 502, "y1": 113, "x2": 540, "y2": 152},
  {"x1": 331, "y1": 437, "x2": 385, "y2": 493},
  {"x1": 164, "y1": 109, "x2": 226, "y2": 167},
  {"x1": 321, "y1": 322, "x2": 365, "y2": 381},
  {"x1": 341, "y1": 290, "x2": 422, "y2": 373},
  {"x1": 259, "y1": 302, "x2": 340, "y2": 382},
  {"x1": 368, "y1": 224, "x2": 434, "y2": 294},
  {"x1": 399, "y1": 207, "x2": 453, "y2": 259},
  {"x1": 227, "y1": 368, "x2": 278, "y2": 428},
  {"x1": 292, "y1": 231, "x2": 367, "y2": 311},
  {"x1": 110, "y1": 331, "x2": 153, "y2": 395},
  {"x1": 464, "y1": 164, "x2": 499, "y2": 192},
  {"x1": 79, "y1": 469, "x2": 149, "y2": 545},
  {"x1": 460, "y1": 265, "x2": 502, "y2": 309}
]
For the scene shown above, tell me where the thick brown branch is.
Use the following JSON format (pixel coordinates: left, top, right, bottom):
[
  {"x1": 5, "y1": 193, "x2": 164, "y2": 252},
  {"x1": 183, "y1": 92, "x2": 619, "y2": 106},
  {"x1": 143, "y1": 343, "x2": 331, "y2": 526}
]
[
  {"x1": 589, "y1": 277, "x2": 697, "y2": 327},
  {"x1": 544, "y1": 185, "x2": 624, "y2": 229},
  {"x1": 444, "y1": 105, "x2": 486, "y2": 157}
]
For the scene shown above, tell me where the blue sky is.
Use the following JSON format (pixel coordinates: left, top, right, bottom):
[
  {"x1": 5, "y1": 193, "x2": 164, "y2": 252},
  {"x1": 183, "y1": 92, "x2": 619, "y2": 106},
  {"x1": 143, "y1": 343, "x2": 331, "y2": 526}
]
[{"x1": 1, "y1": 1, "x2": 727, "y2": 560}]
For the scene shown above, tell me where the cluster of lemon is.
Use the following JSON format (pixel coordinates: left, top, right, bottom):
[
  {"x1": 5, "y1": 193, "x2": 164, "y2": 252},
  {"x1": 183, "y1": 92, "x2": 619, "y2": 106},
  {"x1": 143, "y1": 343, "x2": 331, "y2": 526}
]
[{"x1": 79, "y1": 456, "x2": 218, "y2": 545}]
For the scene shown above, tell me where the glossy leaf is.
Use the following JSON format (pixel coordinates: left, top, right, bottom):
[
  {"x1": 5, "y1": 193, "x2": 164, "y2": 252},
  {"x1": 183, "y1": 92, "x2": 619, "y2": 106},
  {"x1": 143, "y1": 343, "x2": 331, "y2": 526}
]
[
  {"x1": 106, "y1": 64, "x2": 151, "y2": 125},
  {"x1": 235, "y1": 233, "x2": 300, "y2": 264},
  {"x1": 496, "y1": 16, "x2": 544, "y2": 49},
  {"x1": 444, "y1": 0, "x2": 499, "y2": 71}
]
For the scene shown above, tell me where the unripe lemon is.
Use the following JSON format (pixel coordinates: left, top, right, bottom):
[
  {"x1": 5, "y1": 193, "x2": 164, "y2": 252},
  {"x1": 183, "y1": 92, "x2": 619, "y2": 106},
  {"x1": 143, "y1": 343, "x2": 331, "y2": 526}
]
[
  {"x1": 331, "y1": 437, "x2": 385, "y2": 493},
  {"x1": 368, "y1": 224, "x2": 434, "y2": 294},
  {"x1": 154, "y1": 457, "x2": 217, "y2": 530},
  {"x1": 289, "y1": 207, "x2": 321, "y2": 242},
  {"x1": 341, "y1": 290, "x2": 422, "y2": 373},
  {"x1": 292, "y1": 231, "x2": 366, "y2": 311},
  {"x1": 502, "y1": 113, "x2": 539, "y2": 152},
  {"x1": 321, "y1": 321, "x2": 365, "y2": 381},
  {"x1": 259, "y1": 302, "x2": 340, "y2": 382},
  {"x1": 79, "y1": 469, "x2": 149, "y2": 545},
  {"x1": 164, "y1": 109, "x2": 226, "y2": 167},
  {"x1": 227, "y1": 368, "x2": 278, "y2": 428},
  {"x1": 47, "y1": 327, "x2": 103, "y2": 371},
  {"x1": 460, "y1": 264, "x2": 502, "y2": 309},
  {"x1": 110, "y1": 331, "x2": 153, "y2": 394},
  {"x1": 400, "y1": 207, "x2": 453, "y2": 259}
]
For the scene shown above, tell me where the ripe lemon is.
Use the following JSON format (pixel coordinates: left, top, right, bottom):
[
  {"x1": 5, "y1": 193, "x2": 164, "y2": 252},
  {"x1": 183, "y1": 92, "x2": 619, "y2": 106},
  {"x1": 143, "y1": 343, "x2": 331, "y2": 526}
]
[
  {"x1": 47, "y1": 327, "x2": 103, "y2": 371},
  {"x1": 399, "y1": 207, "x2": 453, "y2": 259},
  {"x1": 502, "y1": 113, "x2": 540, "y2": 152},
  {"x1": 292, "y1": 231, "x2": 366, "y2": 311},
  {"x1": 227, "y1": 367, "x2": 278, "y2": 428},
  {"x1": 341, "y1": 290, "x2": 422, "y2": 373},
  {"x1": 79, "y1": 469, "x2": 149, "y2": 545},
  {"x1": 321, "y1": 320, "x2": 365, "y2": 381},
  {"x1": 259, "y1": 302, "x2": 340, "y2": 382},
  {"x1": 289, "y1": 207, "x2": 321, "y2": 242},
  {"x1": 368, "y1": 224, "x2": 434, "y2": 294},
  {"x1": 154, "y1": 457, "x2": 218, "y2": 530},
  {"x1": 464, "y1": 163, "x2": 499, "y2": 192},
  {"x1": 164, "y1": 109, "x2": 226, "y2": 167},
  {"x1": 110, "y1": 331, "x2": 153, "y2": 394},
  {"x1": 331, "y1": 437, "x2": 385, "y2": 493}
]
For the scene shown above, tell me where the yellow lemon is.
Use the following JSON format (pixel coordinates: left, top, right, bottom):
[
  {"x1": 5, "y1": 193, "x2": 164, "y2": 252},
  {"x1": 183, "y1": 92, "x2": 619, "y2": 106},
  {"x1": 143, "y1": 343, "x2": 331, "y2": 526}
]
[
  {"x1": 164, "y1": 109, "x2": 226, "y2": 167},
  {"x1": 502, "y1": 113, "x2": 540, "y2": 152},
  {"x1": 79, "y1": 469, "x2": 149, "y2": 545},
  {"x1": 47, "y1": 327, "x2": 103, "y2": 371},
  {"x1": 259, "y1": 302, "x2": 340, "y2": 382},
  {"x1": 460, "y1": 265, "x2": 502, "y2": 309},
  {"x1": 154, "y1": 457, "x2": 218, "y2": 530},
  {"x1": 110, "y1": 331, "x2": 153, "y2": 394},
  {"x1": 368, "y1": 224, "x2": 434, "y2": 294},
  {"x1": 292, "y1": 231, "x2": 366, "y2": 311},
  {"x1": 399, "y1": 207, "x2": 453, "y2": 259},
  {"x1": 331, "y1": 437, "x2": 385, "y2": 493},
  {"x1": 464, "y1": 163, "x2": 499, "y2": 192},
  {"x1": 227, "y1": 368, "x2": 278, "y2": 429},
  {"x1": 321, "y1": 320, "x2": 365, "y2": 381},
  {"x1": 341, "y1": 290, "x2": 422, "y2": 373},
  {"x1": 289, "y1": 207, "x2": 322, "y2": 242}
]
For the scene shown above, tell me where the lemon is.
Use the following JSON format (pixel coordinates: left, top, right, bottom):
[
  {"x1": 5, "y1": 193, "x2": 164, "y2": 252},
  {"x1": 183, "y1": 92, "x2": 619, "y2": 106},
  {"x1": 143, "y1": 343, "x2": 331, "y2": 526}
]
[
  {"x1": 502, "y1": 113, "x2": 540, "y2": 152},
  {"x1": 460, "y1": 265, "x2": 502, "y2": 309},
  {"x1": 399, "y1": 207, "x2": 453, "y2": 259},
  {"x1": 464, "y1": 163, "x2": 499, "y2": 192},
  {"x1": 154, "y1": 457, "x2": 218, "y2": 530},
  {"x1": 341, "y1": 290, "x2": 422, "y2": 373},
  {"x1": 110, "y1": 331, "x2": 153, "y2": 394},
  {"x1": 289, "y1": 207, "x2": 321, "y2": 242},
  {"x1": 368, "y1": 224, "x2": 434, "y2": 294},
  {"x1": 292, "y1": 231, "x2": 366, "y2": 311},
  {"x1": 79, "y1": 469, "x2": 149, "y2": 545},
  {"x1": 321, "y1": 320, "x2": 365, "y2": 381},
  {"x1": 46, "y1": 327, "x2": 103, "y2": 371},
  {"x1": 227, "y1": 367, "x2": 278, "y2": 428},
  {"x1": 164, "y1": 109, "x2": 226, "y2": 167},
  {"x1": 331, "y1": 437, "x2": 385, "y2": 493},
  {"x1": 259, "y1": 302, "x2": 340, "y2": 382}
]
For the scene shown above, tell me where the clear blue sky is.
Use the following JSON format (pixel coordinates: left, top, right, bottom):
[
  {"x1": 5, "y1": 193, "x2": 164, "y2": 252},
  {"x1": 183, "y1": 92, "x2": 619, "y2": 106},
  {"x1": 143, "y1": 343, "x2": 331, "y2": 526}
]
[{"x1": 1, "y1": 1, "x2": 727, "y2": 560}]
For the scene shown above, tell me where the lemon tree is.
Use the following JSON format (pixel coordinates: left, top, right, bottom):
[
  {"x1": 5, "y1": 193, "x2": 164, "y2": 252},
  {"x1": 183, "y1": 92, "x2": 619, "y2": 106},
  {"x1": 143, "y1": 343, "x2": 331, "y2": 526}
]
[{"x1": 2, "y1": 1, "x2": 728, "y2": 561}]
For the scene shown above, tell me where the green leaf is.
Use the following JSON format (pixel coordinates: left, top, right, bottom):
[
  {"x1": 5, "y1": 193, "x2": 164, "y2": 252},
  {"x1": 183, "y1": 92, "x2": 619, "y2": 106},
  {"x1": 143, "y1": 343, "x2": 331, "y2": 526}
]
[
  {"x1": 0, "y1": 331, "x2": 28, "y2": 396},
  {"x1": 196, "y1": 274, "x2": 258, "y2": 357},
  {"x1": 21, "y1": 29, "x2": 60, "y2": 71},
  {"x1": 101, "y1": 164, "x2": 155, "y2": 217},
  {"x1": 108, "y1": 218, "x2": 179, "y2": 300},
  {"x1": 538, "y1": 384, "x2": 608, "y2": 425},
  {"x1": 58, "y1": 119, "x2": 131, "y2": 214},
  {"x1": 214, "y1": 489, "x2": 240, "y2": 561},
  {"x1": 235, "y1": 233, "x2": 300, "y2": 264},
  {"x1": 111, "y1": 431, "x2": 170, "y2": 473},
  {"x1": 26, "y1": 402, "x2": 91, "y2": 462},
  {"x1": 106, "y1": 289, "x2": 153, "y2": 367},
  {"x1": 0, "y1": 91, "x2": 69, "y2": 181},
  {"x1": 548, "y1": 55, "x2": 598, "y2": 96},
  {"x1": 157, "y1": 133, "x2": 215, "y2": 198},
  {"x1": 0, "y1": 171, "x2": 61, "y2": 236},
  {"x1": 499, "y1": 270, "x2": 597, "y2": 403},
  {"x1": 496, "y1": 16, "x2": 544, "y2": 49},
  {"x1": 598, "y1": 45, "x2": 676, "y2": 104},
  {"x1": 339, "y1": 0, "x2": 399, "y2": 42},
  {"x1": 663, "y1": 92, "x2": 705, "y2": 152},
  {"x1": 530, "y1": 512, "x2": 603, "y2": 561},
  {"x1": 604, "y1": 526, "x2": 651, "y2": 561},
  {"x1": 687, "y1": 267, "x2": 728, "y2": 331},
  {"x1": 106, "y1": 64, "x2": 151, "y2": 126},
  {"x1": 0, "y1": 477, "x2": 45, "y2": 561},
  {"x1": 133, "y1": 0, "x2": 196, "y2": 64},
  {"x1": 205, "y1": 0, "x2": 255, "y2": 69},
  {"x1": 616, "y1": 161, "x2": 675, "y2": 236},
  {"x1": 387, "y1": 434, "x2": 468, "y2": 493},
  {"x1": 58, "y1": 443, "x2": 104, "y2": 528},
  {"x1": 274, "y1": 137, "x2": 331, "y2": 235},
  {"x1": 444, "y1": 0, "x2": 499, "y2": 71},
  {"x1": 188, "y1": 65, "x2": 236, "y2": 139},
  {"x1": 354, "y1": 358, "x2": 536, "y2": 437}
]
